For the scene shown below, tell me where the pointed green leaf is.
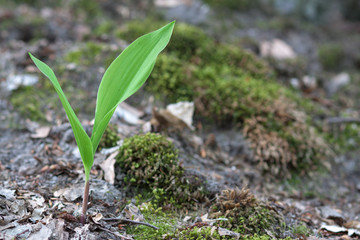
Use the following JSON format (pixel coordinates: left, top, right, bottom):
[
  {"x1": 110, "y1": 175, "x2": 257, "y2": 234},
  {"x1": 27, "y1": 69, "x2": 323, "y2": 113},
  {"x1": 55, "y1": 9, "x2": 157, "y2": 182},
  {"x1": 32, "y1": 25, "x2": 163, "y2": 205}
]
[
  {"x1": 91, "y1": 21, "x2": 175, "y2": 152},
  {"x1": 29, "y1": 53, "x2": 94, "y2": 180}
]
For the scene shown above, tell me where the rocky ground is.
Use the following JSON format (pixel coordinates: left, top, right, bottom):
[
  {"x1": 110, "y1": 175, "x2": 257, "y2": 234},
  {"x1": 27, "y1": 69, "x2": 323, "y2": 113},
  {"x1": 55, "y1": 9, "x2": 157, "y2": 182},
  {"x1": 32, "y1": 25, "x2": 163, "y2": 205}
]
[{"x1": 0, "y1": 0, "x2": 360, "y2": 239}]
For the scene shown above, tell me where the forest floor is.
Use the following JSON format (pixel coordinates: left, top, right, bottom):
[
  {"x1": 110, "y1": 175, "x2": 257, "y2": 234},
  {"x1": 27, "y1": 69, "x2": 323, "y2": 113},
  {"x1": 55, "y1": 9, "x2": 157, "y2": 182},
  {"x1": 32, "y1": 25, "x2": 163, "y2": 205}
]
[{"x1": 0, "y1": 1, "x2": 360, "y2": 239}]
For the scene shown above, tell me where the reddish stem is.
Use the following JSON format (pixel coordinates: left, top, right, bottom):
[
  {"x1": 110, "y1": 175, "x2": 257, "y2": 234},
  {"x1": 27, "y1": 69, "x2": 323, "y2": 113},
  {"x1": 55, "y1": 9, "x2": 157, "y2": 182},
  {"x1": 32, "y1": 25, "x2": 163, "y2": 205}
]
[{"x1": 80, "y1": 180, "x2": 90, "y2": 225}]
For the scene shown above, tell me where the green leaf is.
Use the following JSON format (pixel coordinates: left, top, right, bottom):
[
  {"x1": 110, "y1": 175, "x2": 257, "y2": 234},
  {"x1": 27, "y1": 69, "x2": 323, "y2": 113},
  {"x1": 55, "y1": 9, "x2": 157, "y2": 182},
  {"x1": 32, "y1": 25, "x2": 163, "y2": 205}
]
[
  {"x1": 29, "y1": 53, "x2": 94, "y2": 180},
  {"x1": 91, "y1": 21, "x2": 175, "y2": 152}
]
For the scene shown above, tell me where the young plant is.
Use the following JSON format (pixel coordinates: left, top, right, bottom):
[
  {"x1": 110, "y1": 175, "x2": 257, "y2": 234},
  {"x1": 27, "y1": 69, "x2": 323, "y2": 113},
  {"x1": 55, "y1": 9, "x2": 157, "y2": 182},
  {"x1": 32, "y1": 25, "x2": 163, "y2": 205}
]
[{"x1": 29, "y1": 21, "x2": 175, "y2": 224}]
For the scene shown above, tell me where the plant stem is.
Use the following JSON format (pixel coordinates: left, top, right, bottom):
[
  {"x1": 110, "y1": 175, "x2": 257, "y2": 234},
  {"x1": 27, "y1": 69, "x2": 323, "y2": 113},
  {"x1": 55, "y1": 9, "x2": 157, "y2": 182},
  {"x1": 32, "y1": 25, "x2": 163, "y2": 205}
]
[{"x1": 80, "y1": 180, "x2": 90, "y2": 225}]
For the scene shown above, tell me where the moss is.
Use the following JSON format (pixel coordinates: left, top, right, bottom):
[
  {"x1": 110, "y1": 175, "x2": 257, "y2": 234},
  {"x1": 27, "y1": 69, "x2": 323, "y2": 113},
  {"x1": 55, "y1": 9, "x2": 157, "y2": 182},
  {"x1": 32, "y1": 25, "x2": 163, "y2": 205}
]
[
  {"x1": 116, "y1": 133, "x2": 206, "y2": 207},
  {"x1": 97, "y1": 123, "x2": 119, "y2": 151},
  {"x1": 117, "y1": 20, "x2": 211, "y2": 60},
  {"x1": 291, "y1": 223, "x2": 311, "y2": 237},
  {"x1": 126, "y1": 202, "x2": 180, "y2": 239},
  {"x1": 9, "y1": 86, "x2": 47, "y2": 122},
  {"x1": 210, "y1": 188, "x2": 287, "y2": 238},
  {"x1": 318, "y1": 43, "x2": 344, "y2": 70},
  {"x1": 93, "y1": 20, "x2": 115, "y2": 37},
  {"x1": 65, "y1": 42, "x2": 104, "y2": 66},
  {"x1": 9, "y1": 68, "x2": 92, "y2": 122},
  {"x1": 120, "y1": 20, "x2": 328, "y2": 178},
  {"x1": 325, "y1": 122, "x2": 360, "y2": 153},
  {"x1": 197, "y1": 43, "x2": 274, "y2": 80},
  {"x1": 146, "y1": 54, "x2": 195, "y2": 103},
  {"x1": 202, "y1": 0, "x2": 258, "y2": 11},
  {"x1": 0, "y1": 15, "x2": 46, "y2": 42},
  {"x1": 69, "y1": 0, "x2": 101, "y2": 19},
  {"x1": 128, "y1": 200, "x2": 294, "y2": 240},
  {"x1": 169, "y1": 226, "x2": 226, "y2": 240}
]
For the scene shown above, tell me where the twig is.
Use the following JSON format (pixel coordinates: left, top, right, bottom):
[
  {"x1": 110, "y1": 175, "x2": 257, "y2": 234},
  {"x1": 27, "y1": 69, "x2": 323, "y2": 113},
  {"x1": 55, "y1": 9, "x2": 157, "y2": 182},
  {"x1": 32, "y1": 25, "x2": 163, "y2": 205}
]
[
  {"x1": 103, "y1": 218, "x2": 159, "y2": 230},
  {"x1": 96, "y1": 225, "x2": 134, "y2": 240},
  {"x1": 325, "y1": 117, "x2": 360, "y2": 124}
]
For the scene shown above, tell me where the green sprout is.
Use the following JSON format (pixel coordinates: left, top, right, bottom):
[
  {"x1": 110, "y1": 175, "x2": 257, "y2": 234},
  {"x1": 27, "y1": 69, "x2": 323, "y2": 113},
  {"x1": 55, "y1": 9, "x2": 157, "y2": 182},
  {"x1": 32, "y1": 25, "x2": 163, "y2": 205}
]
[{"x1": 29, "y1": 21, "x2": 175, "y2": 224}]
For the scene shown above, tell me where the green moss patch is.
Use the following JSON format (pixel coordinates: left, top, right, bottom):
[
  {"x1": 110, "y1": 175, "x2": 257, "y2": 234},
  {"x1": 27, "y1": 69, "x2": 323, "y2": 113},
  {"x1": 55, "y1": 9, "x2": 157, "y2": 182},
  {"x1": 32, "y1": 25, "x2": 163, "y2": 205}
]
[
  {"x1": 118, "y1": 20, "x2": 330, "y2": 178},
  {"x1": 9, "y1": 86, "x2": 48, "y2": 122},
  {"x1": 126, "y1": 202, "x2": 180, "y2": 240},
  {"x1": 116, "y1": 133, "x2": 207, "y2": 207},
  {"x1": 210, "y1": 188, "x2": 285, "y2": 237}
]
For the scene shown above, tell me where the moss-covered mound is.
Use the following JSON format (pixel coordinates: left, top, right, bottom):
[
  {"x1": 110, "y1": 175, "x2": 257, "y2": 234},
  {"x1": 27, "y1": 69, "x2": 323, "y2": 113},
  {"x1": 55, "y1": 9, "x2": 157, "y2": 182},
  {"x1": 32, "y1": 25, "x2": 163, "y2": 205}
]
[
  {"x1": 118, "y1": 20, "x2": 330, "y2": 178},
  {"x1": 116, "y1": 133, "x2": 206, "y2": 207},
  {"x1": 210, "y1": 188, "x2": 285, "y2": 238}
]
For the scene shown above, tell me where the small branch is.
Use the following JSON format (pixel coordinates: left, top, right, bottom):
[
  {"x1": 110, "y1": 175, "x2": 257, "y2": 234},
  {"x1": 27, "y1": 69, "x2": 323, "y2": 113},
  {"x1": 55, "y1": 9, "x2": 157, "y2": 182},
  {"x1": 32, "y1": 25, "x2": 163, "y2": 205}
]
[
  {"x1": 96, "y1": 225, "x2": 134, "y2": 240},
  {"x1": 103, "y1": 218, "x2": 159, "y2": 230},
  {"x1": 80, "y1": 180, "x2": 90, "y2": 225},
  {"x1": 325, "y1": 117, "x2": 360, "y2": 125}
]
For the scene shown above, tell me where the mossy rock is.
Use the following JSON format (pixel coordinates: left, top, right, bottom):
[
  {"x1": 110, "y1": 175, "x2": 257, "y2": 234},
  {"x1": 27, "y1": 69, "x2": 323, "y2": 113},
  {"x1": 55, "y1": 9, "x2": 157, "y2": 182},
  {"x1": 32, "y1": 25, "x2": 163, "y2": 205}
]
[{"x1": 116, "y1": 133, "x2": 207, "y2": 207}]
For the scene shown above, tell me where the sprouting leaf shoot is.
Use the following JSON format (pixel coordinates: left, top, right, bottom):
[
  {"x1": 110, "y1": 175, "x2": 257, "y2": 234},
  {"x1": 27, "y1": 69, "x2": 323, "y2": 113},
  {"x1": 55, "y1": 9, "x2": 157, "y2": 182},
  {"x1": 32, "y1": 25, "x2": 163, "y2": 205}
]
[{"x1": 29, "y1": 21, "x2": 175, "y2": 224}]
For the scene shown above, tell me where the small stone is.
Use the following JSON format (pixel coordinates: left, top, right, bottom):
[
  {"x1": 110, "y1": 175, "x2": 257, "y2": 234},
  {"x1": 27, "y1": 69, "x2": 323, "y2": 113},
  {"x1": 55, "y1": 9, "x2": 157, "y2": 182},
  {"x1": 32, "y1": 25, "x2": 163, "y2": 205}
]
[
  {"x1": 320, "y1": 206, "x2": 345, "y2": 225},
  {"x1": 326, "y1": 72, "x2": 350, "y2": 96},
  {"x1": 260, "y1": 39, "x2": 297, "y2": 60},
  {"x1": 4, "y1": 74, "x2": 38, "y2": 91}
]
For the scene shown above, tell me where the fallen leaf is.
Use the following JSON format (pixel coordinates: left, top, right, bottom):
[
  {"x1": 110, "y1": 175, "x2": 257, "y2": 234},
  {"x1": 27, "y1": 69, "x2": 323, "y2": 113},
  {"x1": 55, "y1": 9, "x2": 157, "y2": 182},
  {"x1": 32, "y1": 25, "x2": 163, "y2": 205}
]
[
  {"x1": 343, "y1": 220, "x2": 360, "y2": 230},
  {"x1": 166, "y1": 101, "x2": 194, "y2": 129},
  {"x1": 30, "y1": 126, "x2": 51, "y2": 139},
  {"x1": 320, "y1": 224, "x2": 360, "y2": 237},
  {"x1": 121, "y1": 203, "x2": 144, "y2": 222},
  {"x1": 0, "y1": 187, "x2": 16, "y2": 200},
  {"x1": 218, "y1": 227, "x2": 240, "y2": 239},
  {"x1": 91, "y1": 213, "x2": 103, "y2": 223},
  {"x1": 99, "y1": 151, "x2": 118, "y2": 185},
  {"x1": 27, "y1": 223, "x2": 52, "y2": 240}
]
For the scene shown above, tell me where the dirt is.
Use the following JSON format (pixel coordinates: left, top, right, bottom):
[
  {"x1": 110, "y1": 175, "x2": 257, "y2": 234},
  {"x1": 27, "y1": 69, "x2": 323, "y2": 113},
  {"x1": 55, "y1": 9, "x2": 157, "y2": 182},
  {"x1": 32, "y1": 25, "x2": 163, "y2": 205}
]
[{"x1": 1, "y1": 1, "x2": 360, "y2": 240}]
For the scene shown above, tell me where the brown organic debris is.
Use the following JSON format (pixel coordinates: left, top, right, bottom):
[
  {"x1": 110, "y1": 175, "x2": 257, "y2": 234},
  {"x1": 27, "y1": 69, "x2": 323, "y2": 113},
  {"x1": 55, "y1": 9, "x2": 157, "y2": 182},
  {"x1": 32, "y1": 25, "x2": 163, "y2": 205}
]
[
  {"x1": 211, "y1": 187, "x2": 258, "y2": 218},
  {"x1": 243, "y1": 96, "x2": 331, "y2": 178}
]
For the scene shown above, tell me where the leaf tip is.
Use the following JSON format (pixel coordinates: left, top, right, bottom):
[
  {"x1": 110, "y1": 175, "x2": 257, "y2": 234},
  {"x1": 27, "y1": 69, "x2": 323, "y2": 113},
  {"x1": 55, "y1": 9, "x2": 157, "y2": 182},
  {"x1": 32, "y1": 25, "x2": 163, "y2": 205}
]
[{"x1": 28, "y1": 52, "x2": 36, "y2": 62}]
